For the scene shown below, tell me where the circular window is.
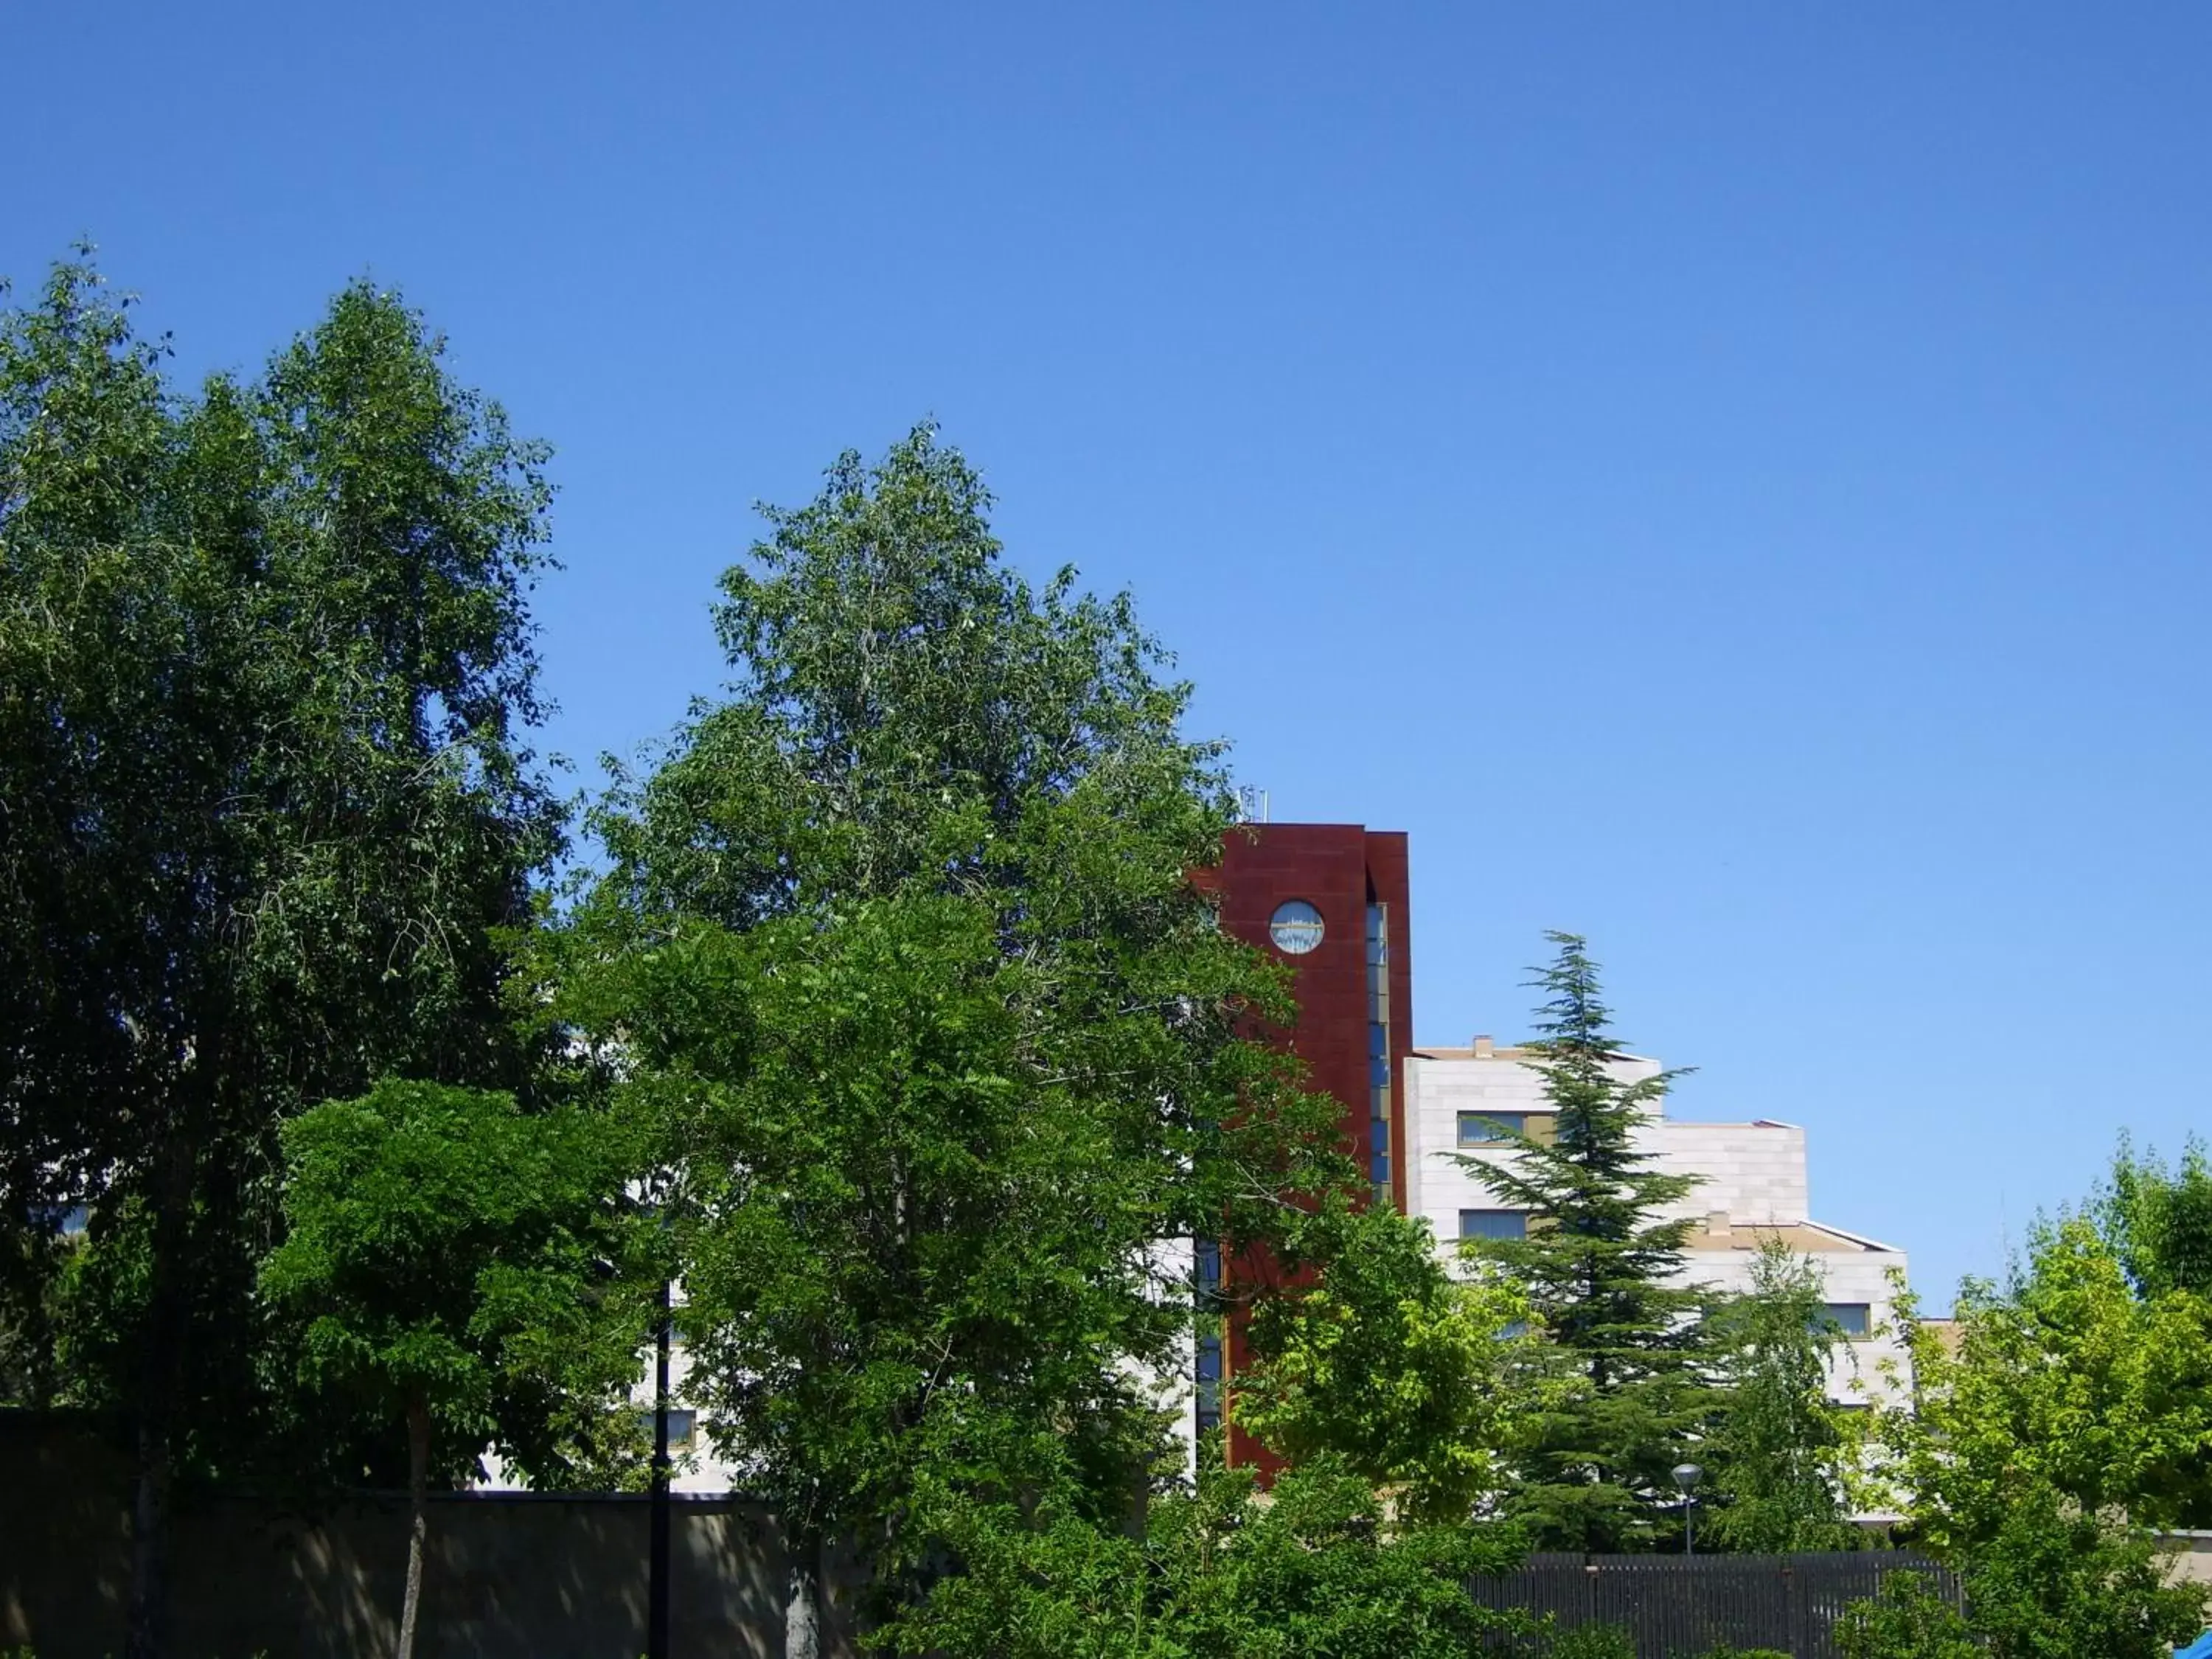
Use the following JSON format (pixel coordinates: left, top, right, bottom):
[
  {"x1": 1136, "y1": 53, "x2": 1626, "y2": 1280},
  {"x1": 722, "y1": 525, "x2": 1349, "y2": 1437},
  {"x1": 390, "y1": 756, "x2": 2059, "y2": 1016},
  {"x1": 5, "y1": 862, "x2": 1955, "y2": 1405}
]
[{"x1": 1268, "y1": 900, "x2": 1326, "y2": 955}]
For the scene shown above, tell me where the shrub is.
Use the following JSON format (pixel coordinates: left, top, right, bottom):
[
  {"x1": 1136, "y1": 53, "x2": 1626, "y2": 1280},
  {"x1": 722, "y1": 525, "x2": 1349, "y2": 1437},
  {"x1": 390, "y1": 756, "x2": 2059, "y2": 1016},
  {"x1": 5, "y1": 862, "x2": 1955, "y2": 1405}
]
[
  {"x1": 1834, "y1": 1571, "x2": 1978, "y2": 1659},
  {"x1": 1547, "y1": 1627, "x2": 1635, "y2": 1659}
]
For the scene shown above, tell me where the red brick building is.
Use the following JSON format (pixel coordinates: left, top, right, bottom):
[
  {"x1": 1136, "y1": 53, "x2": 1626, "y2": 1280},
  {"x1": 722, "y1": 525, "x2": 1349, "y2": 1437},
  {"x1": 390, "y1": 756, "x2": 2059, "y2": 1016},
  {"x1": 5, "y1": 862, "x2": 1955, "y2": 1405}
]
[{"x1": 1198, "y1": 822, "x2": 1414, "y2": 1464}]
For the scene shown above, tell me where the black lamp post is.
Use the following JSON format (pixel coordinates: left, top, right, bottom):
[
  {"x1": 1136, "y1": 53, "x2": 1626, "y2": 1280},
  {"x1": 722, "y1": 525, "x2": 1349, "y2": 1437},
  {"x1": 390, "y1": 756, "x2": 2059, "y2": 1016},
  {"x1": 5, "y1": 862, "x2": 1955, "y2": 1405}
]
[
  {"x1": 649, "y1": 1275, "x2": 672, "y2": 1659},
  {"x1": 1672, "y1": 1462, "x2": 1704, "y2": 1557}
]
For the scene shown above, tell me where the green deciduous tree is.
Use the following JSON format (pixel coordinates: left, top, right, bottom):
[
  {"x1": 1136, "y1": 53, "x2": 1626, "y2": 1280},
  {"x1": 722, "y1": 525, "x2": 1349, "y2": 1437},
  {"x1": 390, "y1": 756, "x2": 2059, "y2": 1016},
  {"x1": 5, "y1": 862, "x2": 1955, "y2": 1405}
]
[
  {"x1": 1876, "y1": 1216, "x2": 2212, "y2": 1656},
  {"x1": 1455, "y1": 933, "x2": 1718, "y2": 1551},
  {"x1": 556, "y1": 426, "x2": 1346, "y2": 1647},
  {"x1": 0, "y1": 254, "x2": 562, "y2": 1656},
  {"x1": 1705, "y1": 1238, "x2": 1861, "y2": 1553},
  {"x1": 1882, "y1": 1218, "x2": 2212, "y2": 1543},
  {"x1": 1236, "y1": 1194, "x2": 1547, "y2": 1527},
  {"x1": 260, "y1": 1081, "x2": 642, "y2": 1659}
]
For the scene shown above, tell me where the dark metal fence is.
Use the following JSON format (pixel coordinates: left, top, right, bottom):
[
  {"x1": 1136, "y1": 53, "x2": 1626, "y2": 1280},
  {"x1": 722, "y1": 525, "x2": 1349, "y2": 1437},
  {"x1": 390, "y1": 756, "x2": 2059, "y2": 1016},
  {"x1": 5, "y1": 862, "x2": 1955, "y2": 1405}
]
[{"x1": 1470, "y1": 1551, "x2": 1961, "y2": 1658}]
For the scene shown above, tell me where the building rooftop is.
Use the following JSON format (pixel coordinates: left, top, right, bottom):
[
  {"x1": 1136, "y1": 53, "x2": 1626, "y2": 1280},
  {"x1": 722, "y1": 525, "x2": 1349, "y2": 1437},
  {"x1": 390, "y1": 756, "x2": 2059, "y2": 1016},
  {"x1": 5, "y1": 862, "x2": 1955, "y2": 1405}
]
[
  {"x1": 1411, "y1": 1042, "x2": 1658, "y2": 1063},
  {"x1": 1681, "y1": 1219, "x2": 1903, "y2": 1255}
]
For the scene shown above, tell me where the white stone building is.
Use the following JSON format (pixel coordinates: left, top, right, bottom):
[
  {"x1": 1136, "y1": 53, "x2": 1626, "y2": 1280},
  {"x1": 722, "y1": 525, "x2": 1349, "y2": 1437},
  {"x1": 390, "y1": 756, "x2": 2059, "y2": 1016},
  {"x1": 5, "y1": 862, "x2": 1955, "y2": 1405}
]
[{"x1": 1403, "y1": 1038, "x2": 1910, "y2": 1413}]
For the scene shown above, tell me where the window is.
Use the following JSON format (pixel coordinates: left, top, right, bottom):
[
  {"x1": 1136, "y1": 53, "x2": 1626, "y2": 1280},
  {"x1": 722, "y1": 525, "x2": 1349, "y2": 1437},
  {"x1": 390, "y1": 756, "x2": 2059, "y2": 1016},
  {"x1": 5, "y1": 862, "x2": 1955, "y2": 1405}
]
[
  {"x1": 1457, "y1": 1111, "x2": 1526, "y2": 1145},
  {"x1": 1195, "y1": 1331, "x2": 1223, "y2": 1434},
  {"x1": 1195, "y1": 1338, "x2": 1222, "y2": 1383},
  {"x1": 1370, "y1": 1152, "x2": 1391, "y2": 1185},
  {"x1": 1193, "y1": 1239, "x2": 1222, "y2": 1310},
  {"x1": 1818, "y1": 1303, "x2": 1872, "y2": 1338},
  {"x1": 1459, "y1": 1209, "x2": 1527, "y2": 1242},
  {"x1": 641, "y1": 1408, "x2": 697, "y2": 1451},
  {"x1": 1267, "y1": 900, "x2": 1325, "y2": 955}
]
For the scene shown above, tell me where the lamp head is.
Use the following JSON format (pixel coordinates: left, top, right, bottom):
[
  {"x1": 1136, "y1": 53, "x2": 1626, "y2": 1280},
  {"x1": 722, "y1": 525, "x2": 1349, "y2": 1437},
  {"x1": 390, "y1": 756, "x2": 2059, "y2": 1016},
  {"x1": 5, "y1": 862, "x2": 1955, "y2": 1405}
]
[{"x1": 1671, "y1": 1462, "x2": 1704, "y2": 1495}]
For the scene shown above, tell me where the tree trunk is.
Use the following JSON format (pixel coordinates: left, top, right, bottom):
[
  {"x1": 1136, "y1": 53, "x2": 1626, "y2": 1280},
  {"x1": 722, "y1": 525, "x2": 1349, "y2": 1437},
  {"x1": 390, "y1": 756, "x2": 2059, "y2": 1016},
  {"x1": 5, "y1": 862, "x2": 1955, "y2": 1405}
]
[
  {"x1": 784, "y1": 1531, "x2": 821, "y2": 1659},
  {"x1": 122, "y1": 1400, "x2": 173, "y2": 1659},
  {"x1": 123, "y1": 1134, "x2": 195, "y2": 1659},
  {"x1": 397, "y1": 1388, "x2": 431, "y2": 1659}
]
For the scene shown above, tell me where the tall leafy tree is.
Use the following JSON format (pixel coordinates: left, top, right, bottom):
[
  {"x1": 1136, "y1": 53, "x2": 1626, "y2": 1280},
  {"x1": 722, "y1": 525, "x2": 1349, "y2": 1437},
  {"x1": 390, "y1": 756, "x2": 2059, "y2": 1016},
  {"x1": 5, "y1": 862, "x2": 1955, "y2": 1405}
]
[
  {"x1": 1704, "y1": 1238, "x2": 1860, "y2": 1552},
  {"x1": 1455, "y1": 933, "x2": 1717, "y2": 1551},
  {"x1": 1874, "y1": 1217, "x2": 2212, "y2": 1657},
  {"x1": 260, "y1": 1081, "x2": 643, "y2": 1659},
  {"x1": 0, "y1": 255, "x2": 563, "y2": 1656},
  {"x1": 1879, "y1": 1217, "x2": 2212, "y2": 1543},
  {"x1": 560, "y1": 425, "x2": 1345, "y2": 1649}
]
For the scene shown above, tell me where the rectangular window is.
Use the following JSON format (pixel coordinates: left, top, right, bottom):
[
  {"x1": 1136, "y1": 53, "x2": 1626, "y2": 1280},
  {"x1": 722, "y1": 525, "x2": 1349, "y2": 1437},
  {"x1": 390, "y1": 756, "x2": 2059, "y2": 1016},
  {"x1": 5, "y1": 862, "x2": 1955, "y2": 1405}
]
[
  {"x1": 641, "y1": 1408, "x2": 698, "y2": 1451},
  {"x1": 1819, "y1": 1303, "x2": 1873, "y2": 1338},
  {"x1": 1370, "y1": 1152, "x2": 1391, "y2": 1185},
  {"x1": 1371, "y1": 1119, "x2": 1389, "y2": 1153},
  {"x1": 1193, "y1": 1238, "x2": 1221, "y2": 1310},
  {"x1": 1457, "y1": 1111, "x2": 1526, "y2": 1144},
  {"x1": 1195, "y1": 1336, "x2": 1222, "y2": 1382},
  {"x1": 1196, "y1": 1327, "x2": 1222, "y2": 1434},
  {"x1": 1459, "y1": 1209, "x2": 1527, "y2": 1242}
]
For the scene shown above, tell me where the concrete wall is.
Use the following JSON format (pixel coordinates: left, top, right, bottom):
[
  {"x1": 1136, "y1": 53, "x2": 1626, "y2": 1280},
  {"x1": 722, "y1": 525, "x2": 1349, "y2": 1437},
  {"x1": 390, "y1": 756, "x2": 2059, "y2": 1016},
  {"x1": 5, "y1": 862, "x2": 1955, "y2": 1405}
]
[
  {"x1": 1403, "y1": 1050, "x2": 1666, "y2": 1228},
  {"x1": 2158, "y1": 1531, "x2": 2212, "y2": 1587},
  {"x1": 1678, "y1": 1242, "x2": 1913, "y2": 1411},
  {"x1": 1, "y1": 1422, "x2": 853, "y2": 1659},
  {"x1": 1653, "y1": 1121, "x2": 1809, "y2": 1225}
]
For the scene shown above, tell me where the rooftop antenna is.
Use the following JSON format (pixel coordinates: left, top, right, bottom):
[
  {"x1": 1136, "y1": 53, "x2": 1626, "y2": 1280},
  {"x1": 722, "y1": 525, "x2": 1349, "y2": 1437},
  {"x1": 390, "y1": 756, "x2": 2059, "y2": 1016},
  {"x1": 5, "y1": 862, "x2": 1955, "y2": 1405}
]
[{"x1": 1234, "y1": 786, "x2": 1271, "y2": 824}]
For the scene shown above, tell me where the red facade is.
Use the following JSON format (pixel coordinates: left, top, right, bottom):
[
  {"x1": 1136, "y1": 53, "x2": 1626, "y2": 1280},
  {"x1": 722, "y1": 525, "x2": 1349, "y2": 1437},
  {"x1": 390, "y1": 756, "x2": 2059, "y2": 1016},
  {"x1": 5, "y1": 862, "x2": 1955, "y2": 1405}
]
[{"x1": 1209, "y1": 822, "x2": 1413, "y2": 1471}]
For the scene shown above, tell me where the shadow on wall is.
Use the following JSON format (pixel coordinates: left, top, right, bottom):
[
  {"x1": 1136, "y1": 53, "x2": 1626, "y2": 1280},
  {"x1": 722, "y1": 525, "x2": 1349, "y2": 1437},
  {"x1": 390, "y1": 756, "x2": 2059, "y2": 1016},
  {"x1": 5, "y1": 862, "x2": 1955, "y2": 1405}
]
[{"x1": 0, "y1": 1413, "x2": 838, "y2": 1659}]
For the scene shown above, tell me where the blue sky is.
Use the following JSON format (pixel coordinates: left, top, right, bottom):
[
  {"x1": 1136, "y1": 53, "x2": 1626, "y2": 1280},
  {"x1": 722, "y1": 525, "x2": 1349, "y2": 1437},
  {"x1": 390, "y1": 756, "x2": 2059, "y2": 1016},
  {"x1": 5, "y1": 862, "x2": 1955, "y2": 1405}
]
[{"x1": 11, "y1": 2, "x2": 2211, "y2": 1299}]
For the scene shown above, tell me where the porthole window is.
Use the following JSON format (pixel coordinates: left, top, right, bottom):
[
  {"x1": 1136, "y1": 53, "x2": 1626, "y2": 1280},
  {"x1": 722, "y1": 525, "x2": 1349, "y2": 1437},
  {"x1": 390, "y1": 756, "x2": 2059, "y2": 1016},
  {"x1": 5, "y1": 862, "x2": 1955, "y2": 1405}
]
[{"x1": 1267, "y1": 900, "x2": 1325, "y2": 955}]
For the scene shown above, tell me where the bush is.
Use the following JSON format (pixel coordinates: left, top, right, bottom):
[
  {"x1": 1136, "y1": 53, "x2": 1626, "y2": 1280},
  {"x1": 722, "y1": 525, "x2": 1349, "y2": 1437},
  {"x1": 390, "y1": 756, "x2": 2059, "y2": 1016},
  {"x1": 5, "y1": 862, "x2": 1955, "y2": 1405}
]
[
  {"x1": 1833, "y1": 1571, "x2": 1979, "y2": 1659},
  {"x1": 1546, "y1": 1627, "x2": 1634, "y2": 1659},
  {"x1": 1956, "y1": 1487, "x2": 2204, "y2": 1659}
]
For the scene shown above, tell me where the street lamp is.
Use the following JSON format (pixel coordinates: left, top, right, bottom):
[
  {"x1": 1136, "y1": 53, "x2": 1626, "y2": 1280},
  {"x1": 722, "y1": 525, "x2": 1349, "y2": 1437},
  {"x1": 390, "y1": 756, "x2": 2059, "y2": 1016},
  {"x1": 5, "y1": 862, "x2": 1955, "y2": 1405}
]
[{"x1": 1672, "y1": 1463, "x2": 1704, "y2": 1557}]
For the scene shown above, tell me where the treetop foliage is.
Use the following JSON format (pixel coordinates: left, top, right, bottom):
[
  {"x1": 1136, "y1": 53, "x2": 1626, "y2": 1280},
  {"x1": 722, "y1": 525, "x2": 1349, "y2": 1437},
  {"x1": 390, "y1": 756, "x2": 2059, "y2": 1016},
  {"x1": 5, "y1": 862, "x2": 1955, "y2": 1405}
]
[{"x1": 595, "y1": 423, "x2": 1227, "y2": 929}]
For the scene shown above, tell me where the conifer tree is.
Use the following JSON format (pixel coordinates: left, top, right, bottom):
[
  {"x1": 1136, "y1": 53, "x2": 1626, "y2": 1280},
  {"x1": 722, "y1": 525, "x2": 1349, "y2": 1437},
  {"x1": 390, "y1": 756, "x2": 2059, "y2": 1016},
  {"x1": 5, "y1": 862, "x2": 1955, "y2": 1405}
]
[{"x1": 1456, "y1": 932, "x2": 1719, "y2": 1550}]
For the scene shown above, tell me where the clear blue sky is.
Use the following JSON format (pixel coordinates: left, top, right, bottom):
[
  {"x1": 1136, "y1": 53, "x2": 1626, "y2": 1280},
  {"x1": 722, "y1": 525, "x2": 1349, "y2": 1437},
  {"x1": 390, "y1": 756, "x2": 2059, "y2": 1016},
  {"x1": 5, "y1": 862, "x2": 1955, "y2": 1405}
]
[{"x1": 12, "y1": 3, "x2": 2211, "y2": 1301}]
